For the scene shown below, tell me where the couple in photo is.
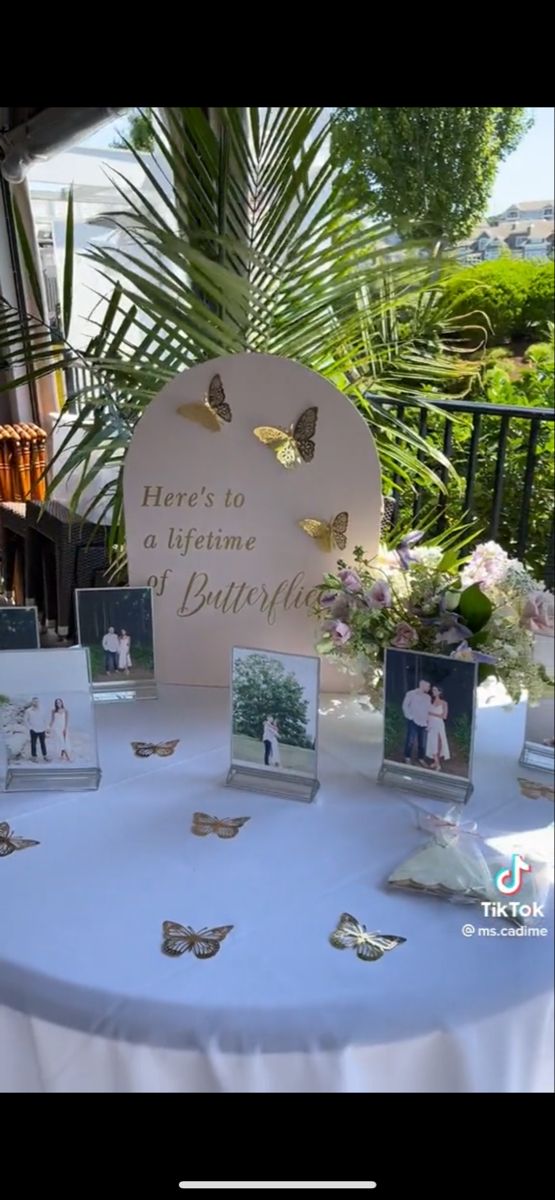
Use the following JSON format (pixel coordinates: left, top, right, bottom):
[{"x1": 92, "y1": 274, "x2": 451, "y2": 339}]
[
  {"x1": 402, "y1": 678, "x2": 450, "y2": 772},
  {"x1": 24, "y1": 697, "x2": 71, "y2": 763},
  {"x1": 101, "y1": 627, "x2": 132, "y2": 675},
  {"x1": 262, "y1": 716, "x2": 281, "y2": 768}
]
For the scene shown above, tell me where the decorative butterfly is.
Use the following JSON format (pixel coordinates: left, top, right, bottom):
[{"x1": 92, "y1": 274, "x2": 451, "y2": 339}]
[
  {"x1": 131, "y1": 740, "x2": 180, "y2": 758},
  {"x1": 176, "y1": 374, "x2": 231, "y2": 431},
  {"x1": 191, "y1": 812, "x2": 250, "y2": 839},
  {"x1": 329, "y1": 912, "x2": 406, "y2": 962},
  {"x1": 0, "y1": 821, "x2": 40, "y2": 857},
  {"x1": 253, "y1": 406, "x2": 318, "y2": 468},
  {"x1": 161, "y1": 920, "x2": 234, "y2": 959},
  {"x1": 518, "y1": 778, "x2": 554, "y2": 801},
  {"x1": 298, "y1": 511, "x2": 349, "y2": 553}
]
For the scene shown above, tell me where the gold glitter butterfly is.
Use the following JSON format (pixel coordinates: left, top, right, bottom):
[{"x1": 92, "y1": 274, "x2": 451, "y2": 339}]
[
  {"x1": 0, "y1": 821, "x2": 40, "y2": 857},
  {"x1": 131, "y1": 740, "x2": 180, "y2": 758},
  {"x1": 161, "y1": 920, "x2": 234, "y2": 958},
  {"x1": 298, "y1": 511, "x2": 349, "y2": 553},
  {"x1": 329, "y1": 912, "x2": 406, "y2": 962},
  {"x1": 518, "y1": 778, "x2": 554, "y2": 801},
  {"x1": 253, "y1": 405, "x2": 318, "y2": 468},
  {"x1": 177, "y1": 373, "x2": 232, "y2": 431},
  {"x1": 191, "y1": 812, "x2": 250, "y2": 839}
]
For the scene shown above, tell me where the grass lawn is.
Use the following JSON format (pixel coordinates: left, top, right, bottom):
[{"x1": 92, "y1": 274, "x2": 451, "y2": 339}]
[
  {"x1": 88, "y1": 642, "x2": 154, "y2": 683},
  {"x1": 232, "y1": 733, "x2": 316, "y2": 778}
]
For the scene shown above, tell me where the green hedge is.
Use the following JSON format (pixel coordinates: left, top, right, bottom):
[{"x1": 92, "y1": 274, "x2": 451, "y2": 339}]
[
  {"x1": 390, "y1": 333, "x2": 554, "y2": 580},
  {"x1": 444, "y1": 258, "x2": 554, "y2": 345}
]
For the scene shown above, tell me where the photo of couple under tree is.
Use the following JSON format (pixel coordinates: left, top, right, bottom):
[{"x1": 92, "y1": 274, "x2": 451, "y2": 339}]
[{"x1": 232, "y1": 651, "x2": 317, "y2": 779}]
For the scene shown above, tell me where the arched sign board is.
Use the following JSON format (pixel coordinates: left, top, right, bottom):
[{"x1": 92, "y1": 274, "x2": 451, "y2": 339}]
[{"x1": 124, "y1": 353, "x2": 381, "y2": 689}]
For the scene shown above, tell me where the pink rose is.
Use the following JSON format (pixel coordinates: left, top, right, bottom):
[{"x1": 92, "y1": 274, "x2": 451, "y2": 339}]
[
  {"x1": 331, "y1": 620, "x2": 352, "y2": 646},
  {"x1": 391, "y1": 621, "x2": 418, "y2": 649},
  {"x1": 521, "y1": 590, "x2": 554, "y2": 636},
  {"x1": 365, "y1": 580, "x2": 392, "y2": 609},
  {"x1": 338, "y1": 569, "x2": 362, "y2": 594}
]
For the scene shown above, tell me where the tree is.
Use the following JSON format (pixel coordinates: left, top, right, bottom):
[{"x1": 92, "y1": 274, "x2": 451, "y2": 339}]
[
  {"x1": 331, "y1": 108, "x2": 532, "y2": 243},
  {"x1": 232, "y1": 654, "x2": 312, "y2": 747},
  {"x1": 112, "y1": 109, "x2": 154, "y2": 152}
]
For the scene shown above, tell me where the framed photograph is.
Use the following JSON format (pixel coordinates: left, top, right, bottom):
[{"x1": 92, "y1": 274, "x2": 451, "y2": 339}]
[
  {"x1": 75, "y1": 586, "x2": 156, "y2": 701},
  {"x1": 0, "y1": 606, "x2": 40, "y2": 651},
  {"x1": 379, "y1": 647, "x2": 477, "y2": 803},
  {"x1": 520, "y1": 634, "x2": 555, "y2": 773},
  {"x1": 0, "y1": 647, "x2": 100, "y2": 791},
  {"x1": 227, "y1": 646, "x2": 320, "y2": 802}
]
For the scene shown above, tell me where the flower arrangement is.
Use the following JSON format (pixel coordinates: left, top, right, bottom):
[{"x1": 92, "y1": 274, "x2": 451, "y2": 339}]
[{"x1": 314, "y1": 535, "x2": 554, "y2": 708}]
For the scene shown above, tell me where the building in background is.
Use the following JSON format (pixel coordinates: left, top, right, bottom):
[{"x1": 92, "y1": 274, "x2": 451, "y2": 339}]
[
  {"x1": 28, "y1": 145, "x2": 159, "y2": 349},
  {"x1": 457, "y1": 199, "x2": 554, "y2": 264}
]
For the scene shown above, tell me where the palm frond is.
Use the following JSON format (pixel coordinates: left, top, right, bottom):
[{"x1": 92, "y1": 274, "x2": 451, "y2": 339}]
[{"x1": 1, "y1": 107, "x2": 484, "y2": 560}]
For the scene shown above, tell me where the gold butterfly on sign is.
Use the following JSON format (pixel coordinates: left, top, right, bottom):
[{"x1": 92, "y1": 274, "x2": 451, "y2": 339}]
[
  {"x1": 518, "y1": 778, "x2": 554, "y2": 801},
  {"x1": 253, "y1": 405, "x2": 318, "y2": 468},
  {"x1": 329, "y1": 912, "x2": 406, "y2": 962},
  {"x1": 298, "y1": 511, "x2": 349, "y2": 553},
  {"x1": 177, "y1": 373, "x2": 232, "y2": 431},
  {"x1": 0, "y1": 821, "x2": 40, "y2": 857},
  {"x1": 191, "y1": 812, "x2": 250, "y2": 839},
  {"x1": 161, "y1": 920, "x2": 234, "y2": 959},
  {"x1": 131, "y1": 740, "x2": 180, "y2": 758}
]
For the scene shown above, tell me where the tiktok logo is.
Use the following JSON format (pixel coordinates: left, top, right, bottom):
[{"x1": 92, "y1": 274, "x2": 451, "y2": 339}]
[{"x1": 495, "y1": 853, "x2": 532, "y2": 896}]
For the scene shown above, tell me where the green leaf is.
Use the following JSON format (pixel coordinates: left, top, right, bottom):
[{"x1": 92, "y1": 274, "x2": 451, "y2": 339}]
[
  {"x1": 457, "y1": 583, "x2": 493, "y2": 633},
  {"x1": 12, "y1": 198, "x2": 44, "y2": 320},
  {"x1": 438, "y1": 547, "x2": 460, "y2": 573},
  {"x1": 62, "y1": 185, "x2": 74, "y2": 338}
]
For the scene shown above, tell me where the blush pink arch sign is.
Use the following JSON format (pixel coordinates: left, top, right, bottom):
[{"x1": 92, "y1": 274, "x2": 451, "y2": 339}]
[{"x1": 124, "y1": 353, "x2": 381, "y2": 688}]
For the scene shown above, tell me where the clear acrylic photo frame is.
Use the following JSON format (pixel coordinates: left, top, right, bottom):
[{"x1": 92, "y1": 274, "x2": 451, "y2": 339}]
[
  {"x1": 0, "y1": 646, "x2": 101, "y2": 792},
  {"x1": 75, "y1": 586, "x2": 158, "y2": 703},
  {"x1": 225, "y1": 645, "x2": 321, "y2": 803},
  {"x1": 377, "y1": 647, "x2": 478, "y2": 805},
  {"x1": 519, "y1": 634, "x2": 554, "y2": 775},
  {"x1": 0, "y1": 605, "x2": 40, "y2": 651}
]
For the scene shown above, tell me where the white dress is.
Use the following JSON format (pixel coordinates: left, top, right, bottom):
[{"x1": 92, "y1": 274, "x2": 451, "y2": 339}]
[
  {"x1": 426, "y1": 702, "x2": 450, "y2": 760},
  {"x1": 51, "y1": 710, "x2": 71, "y2": 758},
  {"x1": 118, "y1": 637, "x2": 132, "y2": 670},
  {"x1": 268, "y1": 726, "x2": 280, "y2": 765}
]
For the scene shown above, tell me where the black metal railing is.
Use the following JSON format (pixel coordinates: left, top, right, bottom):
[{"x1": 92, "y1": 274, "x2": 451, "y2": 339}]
[
  {"x1": 371, "y1": 395, "x2": 555, "y2": 589},
  {"x1": 58, "y1": 366, "x2": 555, "y2": 589}
]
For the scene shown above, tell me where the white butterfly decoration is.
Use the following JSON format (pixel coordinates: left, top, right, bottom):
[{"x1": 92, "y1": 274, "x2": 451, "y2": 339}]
[{"x1": 329, "y1": 912, "x2": 406, "y2": 962}]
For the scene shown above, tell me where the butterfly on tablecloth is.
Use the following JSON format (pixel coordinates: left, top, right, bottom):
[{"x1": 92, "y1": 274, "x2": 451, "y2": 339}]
[
  {"x1": 177, "y1": 373, "x2": 232, "y2": 431},
  {"x1": 161, "y1": 920, "x2": 234, "y2": 959},
  {"x1": 253, "y1": 405, "x2": 318, "y2": 468},
  {"x1": 329, "y1": 912, "x2": 406, "y2": 962},
  {"x1": 298, "y1": 511, "x2": 349, "y2": 553},
  {"x1": 518, "y1": 778, "x2": 554, "y2": 801},
  {"x1": 0, "y1": 821, "x2": 40, "y2": 857},
  {"x1": 191, "y1": 812, "x2": 250, "y2": 839},
  {"x1": 131, "y1": 740, "x2": 180, "y2": 758}
]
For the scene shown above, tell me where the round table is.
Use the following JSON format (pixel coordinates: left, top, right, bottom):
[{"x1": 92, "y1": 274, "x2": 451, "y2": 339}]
[{"x1": 0, "y1": 686, "x2": 553, "y2": 1092}]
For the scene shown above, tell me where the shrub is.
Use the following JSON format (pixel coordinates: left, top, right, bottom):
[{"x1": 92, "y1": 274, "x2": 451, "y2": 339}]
[
  {"x1": 391, "y1": 331, "x2": 554, "y2": 580},
  {"x1": 444, "y1": 259, "x2": 554, "y2": 346}
]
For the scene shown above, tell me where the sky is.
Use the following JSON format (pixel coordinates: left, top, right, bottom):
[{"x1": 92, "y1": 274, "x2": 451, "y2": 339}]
[
  {"x1": 488, "y1": 107, "x2": 554, "y2": 212},
  {"x1": 82, "y1": 106, "x2": 554, "y2": 215}
]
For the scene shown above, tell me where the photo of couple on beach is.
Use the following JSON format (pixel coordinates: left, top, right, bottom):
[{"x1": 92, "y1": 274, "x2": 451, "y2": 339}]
[
  {"x1": 383, "y1": 648, "x2": 476, "y2": 781},
  {"x1": 1, "y1": 691, "x2": 97, "y2": 769},
  {"x1": 231, "y1": 647, "x2": 319, "y2": 780},
  {"x1": 0, "y1": 647, "x2": 99, "y2": 774}
]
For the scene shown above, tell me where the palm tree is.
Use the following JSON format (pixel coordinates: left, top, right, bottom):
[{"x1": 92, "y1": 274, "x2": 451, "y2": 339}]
[{"x1": 0, "y1": 107, "x2": 480, "y2": 558}]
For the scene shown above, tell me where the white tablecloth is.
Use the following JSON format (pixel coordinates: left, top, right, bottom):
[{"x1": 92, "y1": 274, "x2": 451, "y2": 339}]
[{"x1": 0, "y1": 686, "x2": 553, "y2": 1092}]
